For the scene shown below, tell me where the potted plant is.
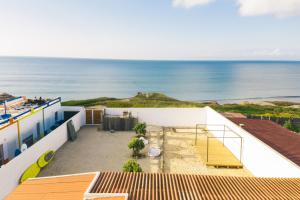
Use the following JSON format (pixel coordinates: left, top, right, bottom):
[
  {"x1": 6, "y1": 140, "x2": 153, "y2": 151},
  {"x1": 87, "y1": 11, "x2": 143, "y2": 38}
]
[
  {"x1": 133, "y1": 123, "x2": 147, "y2": 137},
  {"x1": 122, "y1": 159, "x2": 142, "y2": 172},
  {"x1": 128, "y1": 138, "x2": 145, "y2": 157}
]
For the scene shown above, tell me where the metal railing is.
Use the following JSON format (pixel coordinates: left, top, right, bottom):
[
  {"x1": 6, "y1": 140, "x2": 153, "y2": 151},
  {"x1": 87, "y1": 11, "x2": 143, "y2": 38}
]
[
  {"x1": 195, "y1": 123, "x2": 243, "y2": 164},
  {"x1": 0, "y1": 97, "x2": 61, "y2": 126}
]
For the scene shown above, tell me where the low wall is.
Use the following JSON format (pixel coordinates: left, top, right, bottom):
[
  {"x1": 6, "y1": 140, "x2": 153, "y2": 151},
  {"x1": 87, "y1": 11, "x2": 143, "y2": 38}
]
[
  {"x1": 0, "y1": 107, "x2": 85, "y2": 199},
  {"x1": 61, "y1": 106, "x2": 86, "y2": 130},
  {"x1": 105, "y1": 108, "x2": 207, "y2": 127},
  {"x1": 205, "y1": 106, "x2": 300, "y2": 178}
]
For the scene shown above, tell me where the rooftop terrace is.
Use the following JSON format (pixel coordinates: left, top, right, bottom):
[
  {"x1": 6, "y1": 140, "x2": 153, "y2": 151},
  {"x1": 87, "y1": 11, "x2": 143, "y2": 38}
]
[{"x1": 39, "y1": 126, "x2": 251, "y2": 177}]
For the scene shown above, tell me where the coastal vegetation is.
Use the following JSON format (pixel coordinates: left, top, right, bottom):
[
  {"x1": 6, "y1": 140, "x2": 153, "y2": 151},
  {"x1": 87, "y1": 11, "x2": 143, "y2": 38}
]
[
  {"x1": 283, "y1": 119, "x2": 299, "y2": 133},
  {"x1": 213, "y1": 103, "x2": 300, "y2": 118},
  {"x1": 62, "y1": 92, "x2": 300, "y2": 118}
]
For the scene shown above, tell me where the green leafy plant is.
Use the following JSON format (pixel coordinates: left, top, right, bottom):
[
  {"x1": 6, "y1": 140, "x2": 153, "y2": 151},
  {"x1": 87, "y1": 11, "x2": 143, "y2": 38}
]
[
  {"x1": 128, "y1": 138, "x2": 145, "y2": 157},
  {"x1": 133, "y1": 123, "x2": 147, "y2": 136},
  {"x1": 122, "y1": 159, "x2": 142, "y2": 172},
  {"x1": 283, "y1": 119, "x2": 299, "y2": 133}
]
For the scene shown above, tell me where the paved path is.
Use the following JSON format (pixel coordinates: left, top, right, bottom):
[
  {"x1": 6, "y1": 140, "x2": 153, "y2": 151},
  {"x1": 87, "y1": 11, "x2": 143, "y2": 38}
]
[{"x1": 39, "y1": 126, "x2": 160, "y2": 177}]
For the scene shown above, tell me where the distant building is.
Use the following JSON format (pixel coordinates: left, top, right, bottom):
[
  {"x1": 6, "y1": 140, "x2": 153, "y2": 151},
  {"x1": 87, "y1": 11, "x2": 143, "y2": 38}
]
[
  {"x1": 0, "y1": 97, "x2": 64, "y2": 164},
  {"x1": 0, "y1": 93, "x2": 15, "y2": 102},
  {"x1": 222, "y1": 112, "x2": 246, "y2": 118}
]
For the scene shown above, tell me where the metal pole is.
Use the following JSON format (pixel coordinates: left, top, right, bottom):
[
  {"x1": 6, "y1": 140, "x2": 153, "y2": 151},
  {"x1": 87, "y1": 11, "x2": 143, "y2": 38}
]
[
  {"x1": 206, "y1": 136, "x2": 209, "y2": 163},
  {"x1": 17, "y1": 120, "x2": 21, "y2": 149},
  {"x1": 4, "y1": 101, "x2": 7, "y2": 115},
  {"x1": 195, "y1": 124, "x2": 198, "y2": 145},
  {"x1": 42, "y1": 108, "x2": 45, "y2": 135},
  {"x1": 240, "y1": 137, "x2": 243, "y2": 162},
  {"x1": 223, "y1": 125, "x2": 225, "y2": 146}
]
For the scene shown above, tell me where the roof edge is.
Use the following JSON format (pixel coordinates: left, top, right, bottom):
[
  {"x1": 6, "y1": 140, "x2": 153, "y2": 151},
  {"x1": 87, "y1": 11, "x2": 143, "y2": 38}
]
[{"x1": 84, "y1": 193, "x2": 128, "y2": 200}]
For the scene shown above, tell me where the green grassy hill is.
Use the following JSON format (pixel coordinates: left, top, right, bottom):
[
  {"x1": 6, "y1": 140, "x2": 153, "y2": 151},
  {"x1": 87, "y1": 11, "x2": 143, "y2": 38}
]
[{"x1": 62, "y1": 92, "x2": 300, "y2": 118}]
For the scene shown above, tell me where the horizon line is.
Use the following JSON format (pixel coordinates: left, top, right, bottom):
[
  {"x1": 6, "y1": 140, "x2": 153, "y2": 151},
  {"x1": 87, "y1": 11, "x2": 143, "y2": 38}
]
[{"x1": 0, "y1": 55, "x2": 300, "y2": 62}]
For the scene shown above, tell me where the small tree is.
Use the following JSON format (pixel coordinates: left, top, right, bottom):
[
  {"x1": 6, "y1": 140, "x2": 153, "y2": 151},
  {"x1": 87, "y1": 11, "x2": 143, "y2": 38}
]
[
  {"x1": 133, "y1": 123, "x2": 147, "y2": 136},
  {"x1": 284, "y1": 119, "x2": 299, "y2": 133},
  {"x1": 128, "y1": 138, "x2": 145, "y2": 157},
  {"x1": 123, "y1": 159, "x2": 142, "y2": 172}
]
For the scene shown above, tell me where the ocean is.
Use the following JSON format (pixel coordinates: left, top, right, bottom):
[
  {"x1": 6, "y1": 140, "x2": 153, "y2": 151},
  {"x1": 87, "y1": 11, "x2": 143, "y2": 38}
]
[{"x1": 1, "y1": 56, "x2": 300, "y2": 103}]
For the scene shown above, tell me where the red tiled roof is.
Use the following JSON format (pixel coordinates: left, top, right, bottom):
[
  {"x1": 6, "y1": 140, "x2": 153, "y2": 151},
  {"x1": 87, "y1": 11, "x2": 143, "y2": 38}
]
[
  {"x1": 229, "y1": 118, "x2": 300, "y2": 167},
  {"x1": 222, "y1": 112, "x2": 246, "y2": 118},
  {"x1": 91, "y1": 172, "x2": 300, "y2": 200}
]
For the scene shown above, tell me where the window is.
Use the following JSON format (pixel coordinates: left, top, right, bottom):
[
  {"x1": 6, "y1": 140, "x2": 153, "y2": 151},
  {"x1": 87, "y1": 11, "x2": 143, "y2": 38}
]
[
  {"x1": 0, "y1": 144, "x2": 4, "y2": 166},
  {"x1": 23, "y1": 135, "x2": 34, "y2": 148},
  {"x1": 55, "y1": 111, "x2": 58, "y2": 122},
  {"x1": 36, "y1": 122, "x2": 41, "y2": 139}
]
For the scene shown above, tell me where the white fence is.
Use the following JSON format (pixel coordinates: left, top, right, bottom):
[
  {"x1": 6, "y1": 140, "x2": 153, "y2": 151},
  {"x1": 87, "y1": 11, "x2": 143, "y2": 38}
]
[
  {"x1": 205, "y1": 106, "x2": 300, "y2": 178},
  {"x1": 105, "y1": 108, "x2": 207, "y2": 127},
  {"x1": 0, "y1": 107, "x2": 85, "y2": 199}
]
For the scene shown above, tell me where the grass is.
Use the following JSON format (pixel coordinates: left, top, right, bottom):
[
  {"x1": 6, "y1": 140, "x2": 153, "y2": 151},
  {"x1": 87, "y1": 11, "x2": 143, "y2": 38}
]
[
  {"x1": 211, "y1": 103, "x2": 300, "y2": 118},
  {"x1": 62, "y1": 93, "x2": 215, "y2": 108},
  {"x1": 62, "y1": 92, "x2": 300, "y2": 118}
]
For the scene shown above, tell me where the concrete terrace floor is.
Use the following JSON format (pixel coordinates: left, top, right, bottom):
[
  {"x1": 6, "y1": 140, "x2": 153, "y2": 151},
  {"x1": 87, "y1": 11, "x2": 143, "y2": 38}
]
[
  {"x1": 39, "y1": 126, "x2": 161, "y2": 177},
  {"x1": 39, "y1": 126, "x2": 252, "y2": 177}
]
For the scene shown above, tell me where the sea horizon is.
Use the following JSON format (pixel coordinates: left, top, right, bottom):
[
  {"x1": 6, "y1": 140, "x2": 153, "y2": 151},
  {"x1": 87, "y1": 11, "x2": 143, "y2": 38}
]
[
  {"x1": 1, "y1": 55, "x2": 300, "y2": 62},
  {"x1": 1, "y1": 56, "x2": 300, "y2": 103}
]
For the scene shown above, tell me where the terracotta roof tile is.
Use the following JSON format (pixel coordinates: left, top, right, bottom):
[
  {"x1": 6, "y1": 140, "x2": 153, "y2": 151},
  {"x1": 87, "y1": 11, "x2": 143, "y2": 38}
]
[
  {"x1": 229, "y1": 118, "x2": 300, "y2": 167},
  {"x1": 5, "y1": 173, "x2": 96, "y2": 200}
]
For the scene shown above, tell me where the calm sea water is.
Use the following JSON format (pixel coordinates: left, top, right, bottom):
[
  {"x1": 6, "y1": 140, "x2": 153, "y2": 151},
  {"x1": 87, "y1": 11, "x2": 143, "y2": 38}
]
[{"x1": 1, "y1": 57, "x2": 300, "y2": 102}]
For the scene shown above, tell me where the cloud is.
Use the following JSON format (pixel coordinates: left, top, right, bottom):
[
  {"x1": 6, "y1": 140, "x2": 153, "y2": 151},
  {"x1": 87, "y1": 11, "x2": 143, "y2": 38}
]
[
  {"x1": 238, "y1": 0, "x2": 300, "y2": 17},
  {"x1": 253, "y1": 48, "x2": 282, "y2": 57},
  {"x1": 172, "y1": 0, "x2": 214, "y2": 8}
]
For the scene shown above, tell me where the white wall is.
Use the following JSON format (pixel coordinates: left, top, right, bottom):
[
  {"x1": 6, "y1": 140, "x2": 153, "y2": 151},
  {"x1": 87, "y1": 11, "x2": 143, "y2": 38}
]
[
  {"x1": 0, "y1": 107, "x2": 85, "y2": 199},
  {"x1": 205, "y1": 106, "x2": 300, "y2": 178},
  {"x1": 61, "y1": 106, "x2": 86, "y2": 130},
  {"x1": 105, "y1": 108, "x2": 207, "y2": 127},
  {"x1": 43, "y1": 102, "x2": 63, "y2": 131},
  {"x1": 19, "y1": 111, "x2": 44, "y2": 145},
  {"x1": 0, "y1": 124, "x2": 19, "y2": 160}
]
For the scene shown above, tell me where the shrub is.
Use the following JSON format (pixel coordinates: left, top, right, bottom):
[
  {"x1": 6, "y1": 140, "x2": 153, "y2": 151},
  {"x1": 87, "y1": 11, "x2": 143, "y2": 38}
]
[
  {"x1": 122, "y1": 159, "x2": 142, "y2": 172},
  {"x1": 128, "y1": 138, "x2": 145, "y2": 157},
  {"x1": 133, "y1": 123, "x2": 147, "y2": 136},
  {"x1": 283, "y1": 119, "x2": 299, "y2": 133}
]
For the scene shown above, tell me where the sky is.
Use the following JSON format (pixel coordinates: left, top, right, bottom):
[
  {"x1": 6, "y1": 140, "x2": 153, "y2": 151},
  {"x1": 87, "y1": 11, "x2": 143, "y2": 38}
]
[{"x1": 0, "y1": 0, "x2": 300, "y2": 60}]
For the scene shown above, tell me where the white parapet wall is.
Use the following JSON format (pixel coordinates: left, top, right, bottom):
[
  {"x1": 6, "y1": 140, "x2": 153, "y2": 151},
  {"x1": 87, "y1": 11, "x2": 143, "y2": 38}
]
[
  {"x1": 61, "y1": 106, "x2": 86, "y2": 130},
  {"x1": 105, "y1": 108, "x2": 207, "y2": 127},
  {"x1": 205, "y1": 106, "x2": 300, "y2": 178},
  {"x1": 0, "y1": 106, "x2": 85, "y2": 199}
]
